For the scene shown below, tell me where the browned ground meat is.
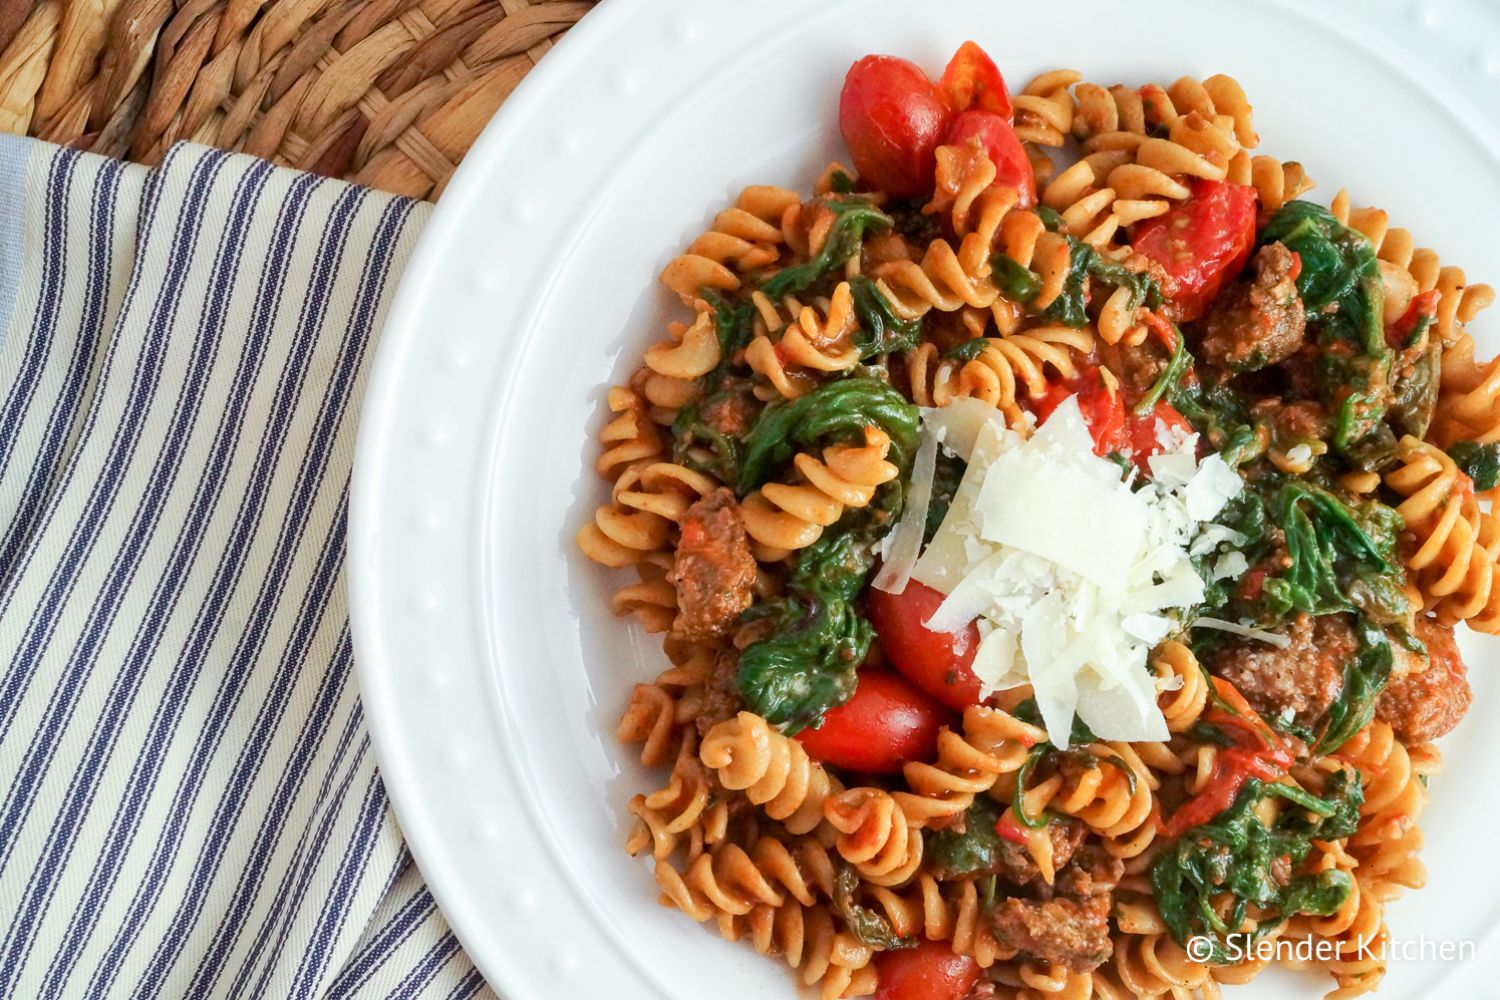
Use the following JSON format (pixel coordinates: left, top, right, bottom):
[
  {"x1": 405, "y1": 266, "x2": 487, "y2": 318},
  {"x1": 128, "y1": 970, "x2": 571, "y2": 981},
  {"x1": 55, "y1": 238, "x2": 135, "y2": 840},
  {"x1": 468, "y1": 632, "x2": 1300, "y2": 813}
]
[
  {"x1": 1050, "y1": 846, "x2": 1124, "y2": 901},
  {"x1": 993, "y1": 818, "x2": 1086, "y2": 886},
  {"x1": 695, "y1": 647, "x2": 745, "y2": 737},
  {"x1": 671, "y1": 489, "x2": 756, "y2": 640},
  {"x1": 1098, "y1": 337, "x2": 1171, "y2": 397},
  {"x1": 699, "y1": 389, "x2": 758, "y2": 438},
  {"x1": 1200, "y1": 242, "x2": 1306, "y2": 373},
  {"x1": 1207, "y1": 613, "x2": 1355, "y2": 729},
  {"x1": 990, "y1": 895, "x2": 1113, "y2": 972},
  {"x1": 1377, "y1": 618, "x2": 1472, "y2": 742}
]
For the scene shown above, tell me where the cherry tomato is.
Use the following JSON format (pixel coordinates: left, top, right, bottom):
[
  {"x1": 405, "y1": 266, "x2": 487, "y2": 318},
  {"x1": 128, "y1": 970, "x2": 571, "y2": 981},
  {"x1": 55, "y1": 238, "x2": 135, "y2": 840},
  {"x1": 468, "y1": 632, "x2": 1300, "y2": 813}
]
[
  {"x1": 1128, "y1": 400, "x2": 1193, "y2": 464},
  {"x1": 1130, "y1": 178, "x2": 1258, "y2": 321},
  {"x1": 938, "y1": 41, "x2": 1013, "y2": 118},
  {"x1": 839, "y1": 55, "x2": 951, "y2": 198},
  {"x1": 875, "y1": 939, "x2": 981, "y2": 1000},
  {"x1": 795, "y1": 671, "x2": 949, "y2": 773},
  {"x1": 944, "y1": 109, "x2": 1035, "y2": 208},
  {"x1": 866, "y1": 582, "x2": 984, "y2": 711}
]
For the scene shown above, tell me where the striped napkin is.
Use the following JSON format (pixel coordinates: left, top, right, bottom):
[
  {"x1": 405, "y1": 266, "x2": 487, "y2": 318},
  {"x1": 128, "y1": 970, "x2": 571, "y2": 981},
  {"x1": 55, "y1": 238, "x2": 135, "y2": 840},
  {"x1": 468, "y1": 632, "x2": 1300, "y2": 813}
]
[{"x1": 0, "y1": 137, "x2": 493, "y2": 999}]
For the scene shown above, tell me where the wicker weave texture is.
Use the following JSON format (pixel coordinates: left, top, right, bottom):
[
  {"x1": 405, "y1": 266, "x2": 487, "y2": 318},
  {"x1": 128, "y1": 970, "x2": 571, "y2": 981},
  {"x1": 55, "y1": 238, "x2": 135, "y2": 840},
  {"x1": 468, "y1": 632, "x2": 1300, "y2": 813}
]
[{"x1": 0, "y1": 0, "x2": 597, "y2": 200}]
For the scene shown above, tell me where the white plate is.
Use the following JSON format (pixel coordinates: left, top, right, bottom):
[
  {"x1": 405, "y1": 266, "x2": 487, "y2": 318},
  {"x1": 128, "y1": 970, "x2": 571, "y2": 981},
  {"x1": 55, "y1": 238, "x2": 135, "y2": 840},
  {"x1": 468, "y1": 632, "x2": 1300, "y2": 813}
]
[{"x1": 349, "y1": 1, "x2": 1500, "y2": 996}]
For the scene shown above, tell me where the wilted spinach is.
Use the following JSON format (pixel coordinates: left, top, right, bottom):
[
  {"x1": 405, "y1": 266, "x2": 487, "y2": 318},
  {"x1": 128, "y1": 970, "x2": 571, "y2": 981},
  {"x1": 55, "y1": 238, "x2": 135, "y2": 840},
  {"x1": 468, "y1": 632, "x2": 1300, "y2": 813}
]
[
  {"x1": 1260, "y1": 482, "x2": 1408, "y2": 625},
  {"x1": 736, "y1": 381, "x2": 920, "y2": 730},
  {"x1": 833, "y1": 864, "x2": 915, "y2": 950},
  {"x1": 738, "y1": 377, "x2": 919, "y2": 493},
  {"x1": 1449, "y1": 440, "x2": 1500, "y2": 491},
  {"x1": 1259, "y1": 201, "x2": 1390, "y2": 452},
  {"x1": 761, "y1": 198, "x2": 893, "y2": 299},
  {"x1": 850, "y1": 275, "x2": 921, "y2": 359},
  {"x1": 926, "y1": 796, "x2": 1007, "y2": 879},
  {"x1": 737, "y1": 524, "x2": 879, "y2": 732},
  {"x1": 1151, "y1": 771, "x2": 1363, "y2": 963}
]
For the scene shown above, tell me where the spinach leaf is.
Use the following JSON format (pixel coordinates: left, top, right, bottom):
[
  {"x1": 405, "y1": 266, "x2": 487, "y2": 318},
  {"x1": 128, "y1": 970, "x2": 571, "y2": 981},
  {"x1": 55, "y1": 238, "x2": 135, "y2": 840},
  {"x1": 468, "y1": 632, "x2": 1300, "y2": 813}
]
[
  {"x1": 1259, "y1": 202, "x2": 1390, "y2": 451},
  {"x1": 943, "y1": 338, "x2": 990, "y2": 362},
  {"x1": 737, "y1": 528, "x2": 879, "y2": 732},
  {"x1": 1449, "y1": 440, "x2": 1500, "y2": 491},
  {"x1": 832, "y1": 864, "x2": 915, "y2": 950},
  {"x1": 1150, "y1": 771, "x2": 1363, "y2": 963},
  {"x1": 926, "y1": 797, "x2": 1007, "y2": 879},
  {"x1": 1261, "y1": 483, "x2": 1407, "y2": 624},
  {"x1": 992, "y1": 256, "x2": 1042, "y2": 302},
  {"x1": 670, "y1": 385, "x2": 752, "y2": 484},
  {"x1": 1089, "y1": 253, "x2": 1164, "y2": 312},
  {"x1": 1389, "y1": 344, "x2": 1442, "y2": 442},
  {"x1": 828, "y1": 170, "x2": 855, "y2": 195},
  {"x1": 1036, "y1": 205, "x2": 1064, "y2": 232},
  {"x1": 736, "y1": 587, "x2": 871, "y2": 732},
  {"x1": 1134, "y1": 325, "x2": 1190, "y2": 417},
  {"x1": 850, "y1": 275, "x2": 921, "y2": 359},
  {"x1": 1169, "y1": 375, "x2": 1265, "y2": 469},
  {"x1": 699, "y1": 289, "x2": 756, "y2": 390},
  {"x1": 738, "y1": 377, "x2": 920, "y2": 494},
  {"x1": 1314, "y1": 621, "x2": 1396, "y2": 753},
  {"x1": 761, "y1": 198, "x2": 893, "y2": 299}
]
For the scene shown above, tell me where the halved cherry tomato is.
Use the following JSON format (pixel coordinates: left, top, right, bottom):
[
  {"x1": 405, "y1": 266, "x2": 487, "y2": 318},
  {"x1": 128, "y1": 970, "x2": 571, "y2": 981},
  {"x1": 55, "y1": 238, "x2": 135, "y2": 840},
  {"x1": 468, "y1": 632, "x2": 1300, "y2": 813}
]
[
  {"x1": 795, "y1": 671, "x2": 950, "y2": 773},
  {"x1": 1130, "y1": 178, "x2": 1258, "y2": 321},
  {"x1": 875, "y1": 939, "x2": 981, "y2": 1000},
  {"x1": 839, "y1": 55, "x2": 952, "y2": 198},
  {"x1": 943, "y1": 109, "x2": 1035, "y2": 208},
  {"x1": 938, "y1": 41, "x2": 1012, "y2": 119},
  {"x1": 867, "y1": 582, "x2": 983, "y2": 711}
]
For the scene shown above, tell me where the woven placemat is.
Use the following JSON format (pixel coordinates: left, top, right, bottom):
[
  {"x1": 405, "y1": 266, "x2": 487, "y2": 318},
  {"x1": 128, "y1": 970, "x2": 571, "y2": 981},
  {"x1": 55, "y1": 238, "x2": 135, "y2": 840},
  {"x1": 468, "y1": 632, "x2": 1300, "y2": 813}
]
[{"x1": 0, "y1": 0, "x2": 597, "y2": 201}]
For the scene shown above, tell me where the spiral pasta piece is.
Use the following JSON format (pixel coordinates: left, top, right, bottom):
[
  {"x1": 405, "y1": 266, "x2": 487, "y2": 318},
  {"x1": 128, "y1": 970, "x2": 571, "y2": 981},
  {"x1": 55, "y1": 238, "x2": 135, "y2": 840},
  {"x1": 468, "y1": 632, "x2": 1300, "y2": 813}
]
[
  {"x1": 718, "y1": 900, "x2": 877, "y2": 999},
  {"x1": 1014, "y1": 70, "x2": 1081, "y2": 146},
  {"x1": 617, "y1": 681, "x2": 681, "y2": 767},
  {"x1": 744, "y1": 284, "x2": 862, "y2": 400},
  {"x1": 1330, "y1": 192, "x2": 1494, "y2": 345},
  {"x1": 895, "y1": 705, "x2": 1045, "y2": 827},
  {"x1": 1250, "y1": 155, "x2": 1316, "y2": 213},
  {"x1": 700, "y1": 711, "x2": 843, "y2": 835},
  {"x1": 824, "y1": 788, "x2": 924, "y2": 887},
  {"x1": 1434, "y1": 332, "x2": 1500, "y2": 449},
  {"x1": 625, "y1": 731, "x2": 717, "y2": 860},
  {"x1": 955, "y1": 328, "x2": 1097, "y2": 427},
  {"x1": 740, "y1": 426, "x2": 899, "y2": 551},
  {"x1": 1151, "y1": 640, "x2": 1209, "y2": 734},
  {"x1": 1072, "y1": 74, "x2": 1257, "y2": 153},
  {"x1": 577, "y1": 459, "x2": 717, "y2": 571},
  {"x1": 1047, "y1": 742, "x2": 1157, "y2": 841},
  {"x1": 1383, "y1": 435, "x2": 1500, "y2": 632},
  {"x1": 1337, "y1": 721, "x2": 1434, "y2": 891},
  {"x1": 659, "y1": 185, "x2": 801, "y2": 304},
  {"x1": 991, "y1": 958, "x2": 1096, "y2": 1000}
]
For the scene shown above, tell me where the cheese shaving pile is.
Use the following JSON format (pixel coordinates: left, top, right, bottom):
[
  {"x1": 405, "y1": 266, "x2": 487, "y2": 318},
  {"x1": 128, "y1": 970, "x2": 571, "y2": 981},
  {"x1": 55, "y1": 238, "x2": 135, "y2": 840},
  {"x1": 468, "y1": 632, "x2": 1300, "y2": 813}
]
[{"x1": 877, "y1": 396, "x2": 1243, "y2": 747}]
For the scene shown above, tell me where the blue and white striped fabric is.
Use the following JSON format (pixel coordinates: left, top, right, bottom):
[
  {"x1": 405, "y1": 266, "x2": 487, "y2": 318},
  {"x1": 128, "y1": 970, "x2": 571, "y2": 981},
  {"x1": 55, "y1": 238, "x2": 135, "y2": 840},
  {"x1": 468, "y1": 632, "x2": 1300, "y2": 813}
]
[{"x1": 0, "y1": 136, "x2": 494, "y2": 999}]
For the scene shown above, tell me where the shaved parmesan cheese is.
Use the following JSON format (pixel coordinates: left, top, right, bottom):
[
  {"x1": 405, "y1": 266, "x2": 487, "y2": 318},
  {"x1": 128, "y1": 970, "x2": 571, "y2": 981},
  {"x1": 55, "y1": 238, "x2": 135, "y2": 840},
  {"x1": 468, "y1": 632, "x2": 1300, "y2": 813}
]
[
  {"x1": 911, "y1": 420, "x2": 1017, "y2": 592},
  {"x1": 873, "y1": 426, "x2": 938, "y2": 594},
  {"x1": 1186, "y1": 453, "x2": 1243, "y2": 521},
  {"x1": 912, "y1": 394, "x2": 1251, "y2": 746},
  {"x1": 921, "y1": 399, "x2": 1008, "y2": 461},
  {"x1": 1192, "y1": 617, "x2": 1293, "y2": 649}
]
